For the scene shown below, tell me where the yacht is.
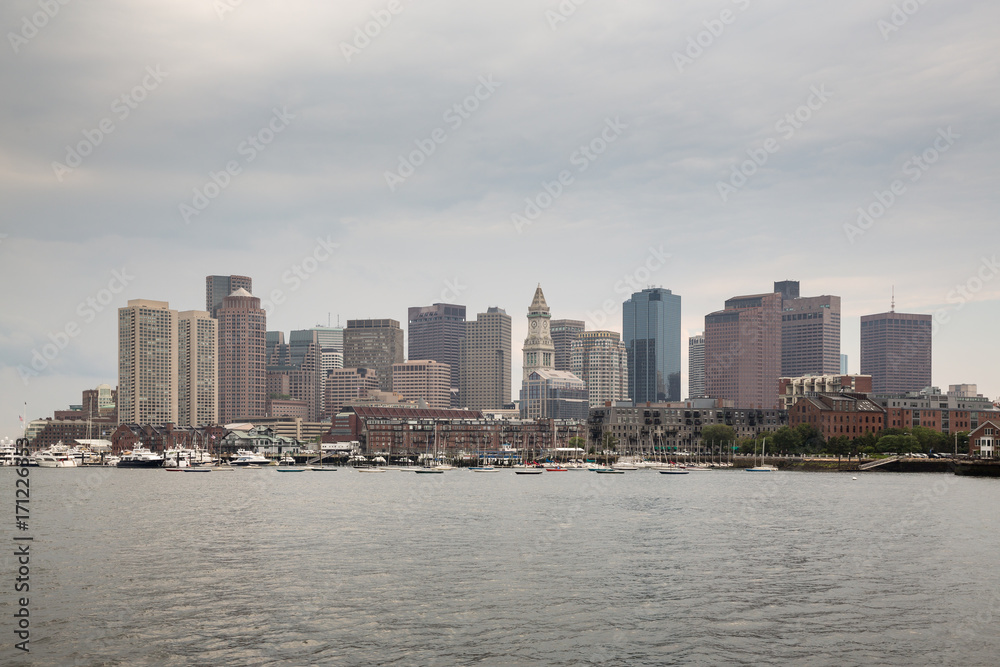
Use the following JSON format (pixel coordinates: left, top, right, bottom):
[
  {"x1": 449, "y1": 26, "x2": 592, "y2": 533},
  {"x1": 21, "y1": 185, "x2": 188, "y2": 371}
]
[
  {"x1": 230, "y1": 450, "x2": 273, "y2": 466},
  {"x1": 33, "y1": 449, "x2": 78, "y2": 468},
  {"x1": 116, "y1": 446, "x2": 165, "y2": 468}
]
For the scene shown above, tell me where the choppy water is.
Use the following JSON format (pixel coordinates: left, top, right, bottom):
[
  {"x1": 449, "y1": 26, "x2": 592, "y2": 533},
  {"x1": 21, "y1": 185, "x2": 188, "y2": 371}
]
[{"x1": 3, "y1": 466, "x2": 999, "y2": 666}]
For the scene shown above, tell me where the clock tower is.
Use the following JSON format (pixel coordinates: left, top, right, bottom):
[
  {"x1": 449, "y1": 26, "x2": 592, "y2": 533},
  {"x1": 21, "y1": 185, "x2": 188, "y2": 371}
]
[{"x1": 522, "y1": 284, "x2": 554, "y2": 381}]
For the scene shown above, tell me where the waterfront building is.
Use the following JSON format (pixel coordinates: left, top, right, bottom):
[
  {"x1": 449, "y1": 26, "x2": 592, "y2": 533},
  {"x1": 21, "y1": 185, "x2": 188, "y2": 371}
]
[
  {"x1": 392, "y1": 360, "x2": 452, "y2": 409},
  {"x1": 217, "y1": 288, "x2": 266, "y2": 423},
  {"x1": 571, "y1": 330, "x2": 629, "y2": 407},
  {"x1": 787, "y1": 393, "x2": 885, "y2": 441},
  {"x1": 776, "y1": 281, "x2": 841, "y2": 377},
  {"x1": 408, "y1": 303, "x2": 466, "y2": 406},
  {"x1": 325, "y1": 406, "x2": 584, "y2": 459},
  {"x1": 860, "y1": 309, "x2": 932, "y2": 394},
  {"x1": 325, "y1": 367, "x2": 379, "y2": 418},
  {"x1": 778, "y1": 374, "x2": 873, "y2": 411},
  {"x1": 968, "y1": 421, "x2": 1000, "y2": 458},
  {"x1": 551, "y1": 319, "x2": 585, "y2": 372},
  {"x1": 110, "y1": 423, "x2": 226, "y2": 455},
  {"x1": 178, "y1": 310, "x2": 218, "y2": 427},
  {"x1": 27, "y1": 417, "x2": 117, "y2": 450},
  {"x1": 206, "y1": 275, "x2": 252, "y2": 318},
  {"x1": 587, "y1": 400, "x2": 787, "y2": 453},
  {"x1": 623, "y1": 288, "x2": 682, "y2": 404},
  {"x1": 118, "y1": 299, "x2": 178, "y2": 424},
  {"x1": 458, "y1": 307, "x2": 512, "y2": 410},
  {"x1": 343, "y1": 319, "x2": 404, "y2": 393},
  {"x1": 704, "y1": 292, "x2": 782, "y2": 409},
  {"x1": 869, "y1": 388, "x2": 1000, "y2": 434},
  {"x1": 688, "y1": 334, "x2": 705, "y2": 399}
]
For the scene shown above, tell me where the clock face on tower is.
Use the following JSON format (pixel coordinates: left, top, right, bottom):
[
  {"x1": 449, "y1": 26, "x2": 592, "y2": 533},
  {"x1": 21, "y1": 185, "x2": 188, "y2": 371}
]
[{"x1": 530, "y1": 320, "x2": 537, "y2": 329}]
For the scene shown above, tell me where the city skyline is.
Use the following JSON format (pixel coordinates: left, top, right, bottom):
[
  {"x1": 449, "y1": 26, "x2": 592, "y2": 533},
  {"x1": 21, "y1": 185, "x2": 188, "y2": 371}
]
[
  {"x1": 2, "y1": 1, "x2": 998, "y2": 435},
  {"x1": 4, "y1": 271, "x2": 996, "y2": 434}
]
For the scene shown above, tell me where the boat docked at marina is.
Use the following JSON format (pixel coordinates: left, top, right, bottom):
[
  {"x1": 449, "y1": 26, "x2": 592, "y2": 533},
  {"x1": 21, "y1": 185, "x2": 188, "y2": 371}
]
[
  {"x1": 230, "y1": 450, "x2": 274, "y2": 466},
  {"x1": 116, "y1": 446, "x2": 165, "y2": 468}
]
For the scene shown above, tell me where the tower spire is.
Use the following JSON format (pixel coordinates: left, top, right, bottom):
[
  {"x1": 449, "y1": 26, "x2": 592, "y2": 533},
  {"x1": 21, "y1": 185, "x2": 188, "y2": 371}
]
[{"x1": 891, "y1": 285, "x2": 895, "y2": 313}]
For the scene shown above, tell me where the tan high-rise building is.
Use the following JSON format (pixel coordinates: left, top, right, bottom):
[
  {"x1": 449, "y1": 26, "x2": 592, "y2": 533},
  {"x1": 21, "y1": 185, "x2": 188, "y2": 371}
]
[
  {"x1": 325, "y1": 368, "x2": 379, "y2": 418},
  {"x1": 571, "y1": 330, "x2": 629, "y2": 407},
  {"x1": 343, "y1": 319, "x2": 404, "y2": 393},
  {"x1": 392, "y1": 360, "x2": 451, "y2": 409},
  {"x1": 775, "y1": 281, "x2": 841, "y2": 377},
  {"x1": 459, "y1": 307, "x2": 512, "y2": 410},
  {"x1": 217, "y1": 288, "x2": 266, "y2": 423},
  {"x1": 861, "y1": 310, "x2": 932, "y2": 394},
  {"x1": 178, "y1": 310, "x2": 218, "y2": 427},
  {"x1": 704, "y1": 293, "x2": 782, "y2": 409},
  {"x1": 118, "y1": 299, "x2": 178, "y2": 424}
]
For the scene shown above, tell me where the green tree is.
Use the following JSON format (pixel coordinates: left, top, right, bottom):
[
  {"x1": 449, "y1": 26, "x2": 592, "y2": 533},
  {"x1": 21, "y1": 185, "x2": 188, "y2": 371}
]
[
  {"x1": 771, "y1": 426, "x2": 803, "y2": 455},
  {"x1": 828, "y1": 435, "x2": 851, "y2": 463},
  {"x1": 701, "y1": 425, "x2": 736, "y2": 449},
  {"x1": 794, "y1": 423, "x2": 825, "y2": 454}
]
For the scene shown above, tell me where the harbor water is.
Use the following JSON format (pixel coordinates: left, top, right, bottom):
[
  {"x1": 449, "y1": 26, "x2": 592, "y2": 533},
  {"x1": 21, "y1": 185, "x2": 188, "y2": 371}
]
[{"x1": 3, "y1": 467, "x2": 1000, "y2": 666}]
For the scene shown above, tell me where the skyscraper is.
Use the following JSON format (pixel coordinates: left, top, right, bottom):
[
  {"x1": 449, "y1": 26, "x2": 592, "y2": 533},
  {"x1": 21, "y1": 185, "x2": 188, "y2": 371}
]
[
  {"x1": 177, "y1": 310, "x2": 217, "y2": 427},
  {"x1": 623, "y1": 288, "x2": 682, "y2": 404},
  {"x1": 459, "y1": 307, "x2": 511, "y2": 410},
  {"x1": 206, "y1": 275, "x2": 252, "y2": 318},
  {"x1": 408, "y1": 303, "x2": 466, "y2": 406},
  {"x1": 217, "y1": 288, "x2": 266, "y2": 423},
  {"x1": 860, "y1": 310, "x2": 932, "y2": 393},
  {"x1": 118, "y1": 299, "x2": 178, "y2": 424},
  {"x1": 688, "y1": 333, "x2": 705, "y2": 399},
  {"x1": 266, "y1": 329, "x2": 323, "y2": 420},
  {"x1": 343, "y1": 319, "x2": 404, "y2": 393},
  {"x1": 551, "y1": 319, "x2": 585, "y2": 372},
  {"x1": 776, "y1": 280, "x2": 841, "y2": 377},
  {"x1": 704, "y1": 293, "x2": 782, "y2": 409},
  {"x1": 571, "y1": 330, "x2": 629, "y2": 407}
]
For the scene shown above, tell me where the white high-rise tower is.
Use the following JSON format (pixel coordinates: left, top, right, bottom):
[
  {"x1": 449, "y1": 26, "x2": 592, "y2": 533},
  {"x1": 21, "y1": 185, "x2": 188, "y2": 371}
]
[{"x1": 522, "y1": 284, "x2": 554, "y2": 381}]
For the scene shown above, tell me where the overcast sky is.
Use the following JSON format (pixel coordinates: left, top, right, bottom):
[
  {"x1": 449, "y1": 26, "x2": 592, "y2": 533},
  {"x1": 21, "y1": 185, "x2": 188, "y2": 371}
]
[{"x1": 2, "y1": 0, "x2": 998, "y2": 437}]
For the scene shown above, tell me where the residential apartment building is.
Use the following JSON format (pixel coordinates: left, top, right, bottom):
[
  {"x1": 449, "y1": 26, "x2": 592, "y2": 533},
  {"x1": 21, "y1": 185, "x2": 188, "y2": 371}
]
[
  {"x1": 177, "y1": 310, "x2": 218, "y2": 427},
  {"x1": 571, "y1": 330, "x2": 629, "y2": 407},
  {"x1": 118, "y1": 299, "x2": 178, "y2": 424},
  {"x1": 217, "y1": 288, "x2": 266, "y2": 423}
]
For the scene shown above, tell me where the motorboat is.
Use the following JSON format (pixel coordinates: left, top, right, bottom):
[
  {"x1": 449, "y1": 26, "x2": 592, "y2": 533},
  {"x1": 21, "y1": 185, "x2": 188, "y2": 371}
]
[
  {"x1": 33, "y1": 449, "x2": 78, "y2": 468},
  {"x1": 230, "y1": 450, "x2": 273, "y2": 466},
  {"x1": 116, "y1": 446, "x2": 165, "y2": 468}
]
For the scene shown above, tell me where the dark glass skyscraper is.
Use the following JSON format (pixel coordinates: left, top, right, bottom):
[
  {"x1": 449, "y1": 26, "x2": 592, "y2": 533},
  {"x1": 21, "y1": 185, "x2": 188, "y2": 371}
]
[
  {"x1": 408, "y1": 303, "x2": 466, "y2": 406},
  {"x1": 623, "y1": 288, "x2": 681, "y2": 404}
]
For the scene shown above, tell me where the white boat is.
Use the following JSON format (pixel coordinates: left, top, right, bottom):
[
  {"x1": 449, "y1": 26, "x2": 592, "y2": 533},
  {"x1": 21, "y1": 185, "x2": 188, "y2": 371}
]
[
  {"x1": 746, "y1": 438, "x2": 778, "y2": 472},
  {"x1": 357, "y1": 467, "x2": 388, "y2": 473},
  {"x1": 33, "y1": 450, "x2": 78, "y2": 468},
  {"x1": 230, "y1": 450, "x2": 274, "y2": 466}
]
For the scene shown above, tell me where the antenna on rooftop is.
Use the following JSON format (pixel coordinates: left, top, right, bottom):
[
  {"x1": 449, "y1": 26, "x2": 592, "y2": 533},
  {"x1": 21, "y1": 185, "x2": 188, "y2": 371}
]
[{"x1": 891, "y1": 286, "x2": 895, "y2": 313}]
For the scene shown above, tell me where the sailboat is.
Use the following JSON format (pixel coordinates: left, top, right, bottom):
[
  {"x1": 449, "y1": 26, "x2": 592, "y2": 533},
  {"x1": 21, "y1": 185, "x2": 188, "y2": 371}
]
[{"x1": 746, "y1": 438, "x2": 778, "y2": 472}]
